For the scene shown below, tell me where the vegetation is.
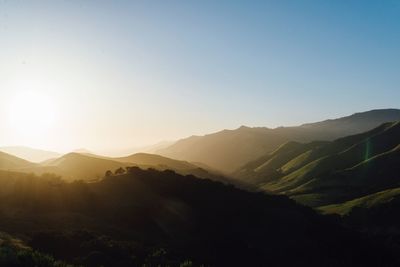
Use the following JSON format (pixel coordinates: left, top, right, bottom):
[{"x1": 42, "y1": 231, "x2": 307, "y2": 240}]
[
  {"x1": 0, "y1": 151, "x2": 228, "y2": 183},
  {"x1": 1, "y1": 111, "x2": 400, "y2": 266},
  {"x1": 0, "y1": 232, "x2": 74, "y2": 267},
  {"x1": 233, "y1": 121, "x2": 400, "y2": 209},
  {"x1": 319, "y1": 187, "x2": 400, "y2": 216},
  {"x1": 0, "y1": 169, "x2": 397, "y2": 266}
]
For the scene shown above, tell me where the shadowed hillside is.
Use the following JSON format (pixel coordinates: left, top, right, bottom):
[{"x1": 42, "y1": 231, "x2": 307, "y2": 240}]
[
  {"x1": 0, "y1": 169, "x2": 397, "y2": 266},
  {"x1": 0, "y1": 232, "x2": 74, "y2": 267},
  {"x1": 319, "y1": 187, "x2": 400, "y2": 216},
  {"x1": 157, "y1": 109, "x2": 400, "y2": 172}
]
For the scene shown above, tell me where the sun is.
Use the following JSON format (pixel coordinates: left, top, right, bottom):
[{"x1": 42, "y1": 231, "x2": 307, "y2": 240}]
[{"x1": 7, "y1": 90, "x2": 57, "y2": 136}]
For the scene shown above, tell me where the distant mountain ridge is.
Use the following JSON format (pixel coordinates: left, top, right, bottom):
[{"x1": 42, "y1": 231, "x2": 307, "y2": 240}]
[
  {"x1": 0, "y1": 146, "x2": 61, "y2": 163},
  {"x1": 0, "y1": 150, "x2": 227, "y2": 182},
  {"x1": 157, "y1": 109, "x2": 400, "y2": 172},
  {"x1": 0, "y1": 151, "x2": 37, "y2": 170}
]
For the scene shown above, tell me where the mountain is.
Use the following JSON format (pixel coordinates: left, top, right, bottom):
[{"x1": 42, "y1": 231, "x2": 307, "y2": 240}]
[
  {"x1": 114, "y1": 153, "x2": 199, "y2": 169},
  {"x1": 234, "y1": 121, "x2": 400, "y2": 209},
  {"x1": 114, "y1": 152, "x2": 215, "y2": 174},
  {"x1": 317, "y1": 185, "x2": 400, "y2": 244},
  {"x1": 0, "y1": 146, "x2": 61, "y2": 163},
  {"x1": 92, "y1": 141, "x2": 175, "y2": 157},
  {"x1": 318, "y1": 187, "x2": 400, "y2": 216},
  {"x1": 157, "y1": 109, "x2": 400, "y2": 172},
  {"x1": 0, "y1": 151, "x2": 37, "y2": 170},
  {"x1": 0, "y1": 169, "x2": 395, "y2": 266},
  {"x1": 295, "y1": 108, "x2": 400, "y2": 140},
  {"x1": 69, "y1": 151, "x2": 228, "y2": 181},
  {"x1": 233, "y1": 140, "x2": 329, "y2": 186},
  {"x1": 2, "y1": 151, "x2": 229, "y2": 183},
  {"x1": 158, "y1": 126, "x2": 288, "y2": 174},
  {"x1": 35, "y1": 152, "x2": 129, "y2": 181},
  {"x1": 71, "y1": 148, "x2": 93, "y2": 154},
  {"x1": 115, "y1": 152, "x2": 239, "y2": 184},
  {"x1": 139, "y1": 140, "x2": 176, "y2": 153}
]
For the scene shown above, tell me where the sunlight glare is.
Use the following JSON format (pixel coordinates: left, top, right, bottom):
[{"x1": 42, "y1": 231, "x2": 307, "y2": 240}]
[{"x1": 7, "y1": 90, "x2": 57, "y2": 137}]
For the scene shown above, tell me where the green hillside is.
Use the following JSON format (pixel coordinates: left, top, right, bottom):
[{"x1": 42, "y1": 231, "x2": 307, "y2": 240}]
[
  {"x1": 318, "y1": 187, "x2": 400, "y2": 215},
  {"x1": 290, "y1": 143, "x2": 400, "y2": 204},
  {"x1": 234, "y1": 141, "x2": 327, "y2": 186},
  {"x1": 232, "y1": 121, "x2": 400, "y2": 209}
]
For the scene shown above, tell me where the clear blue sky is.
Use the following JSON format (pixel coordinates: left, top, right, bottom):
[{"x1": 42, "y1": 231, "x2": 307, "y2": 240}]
[{"x1": 0, "y1": 0, "x2": 399, "y2": 152}]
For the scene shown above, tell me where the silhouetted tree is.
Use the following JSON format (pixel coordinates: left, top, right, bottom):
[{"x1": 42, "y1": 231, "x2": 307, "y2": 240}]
[
  {"x1": 115, "y1": 167, "x2": 126, "y2": 175},
  {"x1": 127, "y1": 166, "x2": 141, "y2": 173},
  {"x1": 105, "y1": 170, "x2": 113, "y2": 177}
]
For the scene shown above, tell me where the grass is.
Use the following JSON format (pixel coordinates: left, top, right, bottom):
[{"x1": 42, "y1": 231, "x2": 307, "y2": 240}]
[
  {"x1": 318, "y1": 187, "x2": 400, "y2": 215},
  {"x1": 0, "y1": 232, "x2": 75, "y2": 267}
]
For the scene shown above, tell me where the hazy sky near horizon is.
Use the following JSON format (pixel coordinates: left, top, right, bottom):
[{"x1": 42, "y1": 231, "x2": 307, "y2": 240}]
[{"x1": 0, "y1": 0, "x2": 399, "y2": 154}]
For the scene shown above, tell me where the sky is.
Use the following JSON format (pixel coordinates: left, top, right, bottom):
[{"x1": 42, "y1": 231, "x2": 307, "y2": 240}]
[{"x1": 0, "y1": 0, "x2": 399, "y2": 154}]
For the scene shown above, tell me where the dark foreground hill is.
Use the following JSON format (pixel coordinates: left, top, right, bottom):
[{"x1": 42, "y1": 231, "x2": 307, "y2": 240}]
[
  {"x1": 0, "y1": 169, "x2": 397, "y2": 267},
  {"x1": 0, "y1": 232, "x2": 75, "y2": 267},
  {"x1": 157, "y1": 109, "x2": 400, "y2": 172}
]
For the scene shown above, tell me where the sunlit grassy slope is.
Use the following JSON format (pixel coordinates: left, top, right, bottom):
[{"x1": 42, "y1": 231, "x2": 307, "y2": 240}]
[
  {"x1": 318, "y1": 187, "x2": 400, "y2": 215},
  {"x1": 233, "y1": 121, "x2": 400, "y2": 210}
]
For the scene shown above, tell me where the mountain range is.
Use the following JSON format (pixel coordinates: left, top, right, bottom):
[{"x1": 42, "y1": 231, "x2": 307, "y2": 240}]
[
  {"x1": 0, "y1": 146, "x2": 61, "y2": 163},
  {"x1": 233, "y1": 120, "x2": 400, "y2": 215},
  {"x1": 0, "y1": 150, "x2": 226, "y2": 183},
  {"x1": 1, "y1": 108, "x2": 400, "y2": 266},
  {"x1": 157, "y1": 109, "x2": 400, "y2": 172},
  {"x1": 0, "y1": 150, "x2": 36, "y2": 170}
]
